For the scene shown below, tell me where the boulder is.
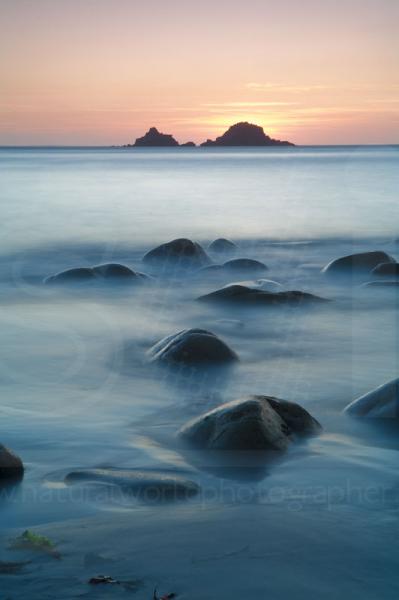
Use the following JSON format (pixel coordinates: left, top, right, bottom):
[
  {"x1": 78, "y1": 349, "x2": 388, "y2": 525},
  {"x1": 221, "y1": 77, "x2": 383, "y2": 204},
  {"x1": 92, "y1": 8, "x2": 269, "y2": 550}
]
[
  {"x1": 344, "y1": 378, "x2": 399, "y2": 418},
  {"x1": 143, "y1": 238, "x2": 210, "y2": 269},
  {"x1": 0, "y1": 444, "x2": 24, "y2": 480},
  {"x1": 198, "y1": 284, "x2": 327, "y2": 306},
  {"x1": 64, "y1": 468, "x2": 199, "y2": 501},
  {"x1": 208, "y1": 238, "x2": 237, "y2": 254},
  {"x1": 147, "y1": 328, "x2": 238, "y2": 366},
  {"x1": 180, "y1": 141, "x2": 196, "y2": 147},
  {"x1": 223, "y1": 258, "x2": 268, "y2": 273},
  {"x1": 45, "y1": 263, "x2": 147, "y2": 284},
  {"x1": 225, "y1": 278, "x2": 283, "y2": 292},
  {"x1": 178, "y1": 395, "x2": 321, "y2": 451},
  {"x1": 371, "y1": 263, "x2": 399, "y2": 277},
  {"x1": 322, "y1": 251, "x2": 395, "y2": 275}
]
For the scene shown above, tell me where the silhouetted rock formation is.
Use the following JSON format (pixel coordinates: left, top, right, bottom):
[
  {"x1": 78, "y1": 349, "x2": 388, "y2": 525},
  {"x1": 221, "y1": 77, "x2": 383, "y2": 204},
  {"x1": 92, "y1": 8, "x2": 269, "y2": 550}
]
[
  {"x1": 181, "y1": 141, "x2": 196, "y2": 147},
  {"x1": 200, "y1": 122, "x2": 294, "y2": 147},
  {"x1": 133, "y1": 127, "x2": 179, "y2": 147}
]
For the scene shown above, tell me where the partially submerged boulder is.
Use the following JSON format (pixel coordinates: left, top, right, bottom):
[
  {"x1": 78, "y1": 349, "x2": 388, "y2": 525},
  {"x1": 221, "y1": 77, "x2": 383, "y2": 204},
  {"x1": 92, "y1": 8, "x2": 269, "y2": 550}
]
[
  {"x1": 0, "y1": 444, "x2": 24, "y2": 480},
  {"x1": 45, "y1": 263, "x2": 147, "y2": 284},
  {"x1": 223, "y1": 258, "x2": 268, "y2": 273},
  {"x1": 147, "y1": 328, "x2": 238, "y2": 366},
  {"x1": 224, "y1": 279, "x2": 283, "y2": 292},
  {"x1": 208, "y1": 238, "x2": 237, "y2": 254},
  {"x1": 198, "y1": 284, "x2": 327, "y2": 306},
  {"x1": 322, "y1": 251, "x2": 395, "y2": 275},
  {"x1": 178, "y1": 396, "x2": 321, "y2": 451},
  {"x1": 64, "y1": 468, "x2": 199, "y2": 501},
  {"x1": 143, "y1": 238, "x2": 210, "y2": 269},
  {"x1": 344, "y1": 378, "x2": 399, "y2": 418},
  {"x1": 371, "y1": 262, "x2": 399, "y2": 277}
]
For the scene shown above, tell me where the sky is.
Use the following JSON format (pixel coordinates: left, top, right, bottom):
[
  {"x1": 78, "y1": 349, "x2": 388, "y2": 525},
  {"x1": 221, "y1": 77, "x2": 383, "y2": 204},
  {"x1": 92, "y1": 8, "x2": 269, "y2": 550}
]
[{"x1": 1, "y1": 0, "x2": 398, "y2": 145}]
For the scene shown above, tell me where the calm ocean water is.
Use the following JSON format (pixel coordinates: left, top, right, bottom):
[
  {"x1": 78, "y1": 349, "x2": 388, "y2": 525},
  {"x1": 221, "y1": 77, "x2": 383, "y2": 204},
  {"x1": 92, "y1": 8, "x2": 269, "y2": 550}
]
[
  {"x1": 0, "y1": 146, "x2": 398, "y2": 598},
  {"x1": 1, "y1": 146, "x2": 398, "y2": 253}
]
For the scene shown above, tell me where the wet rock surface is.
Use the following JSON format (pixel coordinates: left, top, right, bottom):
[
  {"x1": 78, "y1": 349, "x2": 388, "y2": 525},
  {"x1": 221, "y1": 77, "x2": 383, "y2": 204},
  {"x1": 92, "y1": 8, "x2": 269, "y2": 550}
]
[
  {"x1": 143, "y1": 238, "x2": 210, "y2": 269},
  {"x1": 208, "y1": 238, "x2": 237, "y2": 254},
  {"x1": 344, "y1": 378, "x2": 399, "y2": 419},
  {"x1": 198, "y1": 284, "x2": 327, "y2": 306},
  {"x1": 0, "y1": 444, "x2": 24, "y2": 480},
  {"x1": 44, "y1": 263, "x2": 148, "y2": 284},
  {"x1": 64, "y1": 468, "x2": 200, "y2": 501},
  {"x1": 178, "y1": 396, "x2": 321, "y2": 451},
  {"x1": 322, "y1": 251, "x2": 395, "y2": 275},
  {"x1": 222, "y1": 258, "x2": 268, "y2": 273},
  {"x1": 147, "y1": 328, "x2": 238, "y2": 366},
  {"x1": 371, "y1": 262, "x2": 399, "y2": 277}
]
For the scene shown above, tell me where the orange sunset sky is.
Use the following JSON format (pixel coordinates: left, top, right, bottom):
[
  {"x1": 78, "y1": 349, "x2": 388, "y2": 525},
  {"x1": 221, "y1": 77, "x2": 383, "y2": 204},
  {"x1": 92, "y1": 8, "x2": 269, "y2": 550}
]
[{"x1": 1, "y1": 0, "x2": 398, "y2": 145}]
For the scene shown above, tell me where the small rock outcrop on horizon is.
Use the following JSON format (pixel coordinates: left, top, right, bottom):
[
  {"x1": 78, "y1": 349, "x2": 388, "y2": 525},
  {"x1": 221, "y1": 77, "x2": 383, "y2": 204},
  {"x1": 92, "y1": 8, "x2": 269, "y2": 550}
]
[
  {"x1": 133, "y1": 127, "x2": 179, "y2": 147},
  {"x1": 200, "y1": 122, "x2": 294, "y2": 147}
]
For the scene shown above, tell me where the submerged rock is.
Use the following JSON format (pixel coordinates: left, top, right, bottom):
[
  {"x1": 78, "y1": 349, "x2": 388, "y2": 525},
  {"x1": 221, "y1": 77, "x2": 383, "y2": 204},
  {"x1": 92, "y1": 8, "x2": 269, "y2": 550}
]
[
  {"x1": 371, "y1": 262, "x2": 399, "y2": 277},
  {"x1": 0, "y1": 444, "x2": 24, "y2": 480},
  {"x1": 143, "y1": 238, "x2": 210, "y2": 269},
  {"x1": 178, "y1": 396, "x2": 321, "y2": 451},
  {"x1": 64, "y1": 468, "x2": 199, "y2": 501},
  {"x1": 208, "y1": 238, "x2": 237, "y2": 254},
  {"x1": 147, "y1": 328, "x2": 238, "y2": 366},
  {"x1": 363, "y1": 280, "x2": 399, "y2": 288},
  {"x1": 45, "y1": 263, "x2": 148, "y2": 284},
  {"x1": 223, "y1": 258, "x2": 268, "y2": 273},
  {"x1": 322, "y1": 251, "x2": 395, "y2": 275},
  {"x1": 344, "y1": 378, "x2": 399, "y2": 418},
  {"x1": 198, "y1": 284, "x2": 327, "y2": 306},
  {"x1": 225, "y1": 278, "x2": 283, "y2": 292}
]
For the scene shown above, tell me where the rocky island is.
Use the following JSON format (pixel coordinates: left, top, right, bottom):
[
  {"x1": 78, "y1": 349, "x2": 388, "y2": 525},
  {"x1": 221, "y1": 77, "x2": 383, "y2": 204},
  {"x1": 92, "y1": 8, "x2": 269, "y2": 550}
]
[
  {"x1": 200, "y1": 122, "x2": 294, "y2": 147},
  {"x1": 122, "y1": 122, "x2": 294, "y2": 147}
]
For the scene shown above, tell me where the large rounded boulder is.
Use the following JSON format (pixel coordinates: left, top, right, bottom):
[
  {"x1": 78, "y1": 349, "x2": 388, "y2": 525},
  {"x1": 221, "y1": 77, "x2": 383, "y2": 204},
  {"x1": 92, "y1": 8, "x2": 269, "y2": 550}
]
[
  {"x1": 198, "y1": 284, "x2": 327, "y2": 306},
  {"x1": 143, "y1": 238, "x2": 210, "y2": 269},
  {"x1": 208, "y1": 238, "x2": 237, "y2": 254},
  {"x1": 45, "y1": 263, "x2": 147, "y2": 284},
  {"x1": 178, "y1": 396, "x2": 321, "y2": 451},
  {"x1": 0, "y1": 444, "x2": 24, "y2": 480},
  {"x1": 147, "y1": 328, "x2": 238, "y2": 366},
  {"x1": 344, "y1": 378, "x2": 399, "y2": 418},
  {"x1": 322, "y1": 251, "x2": 395, "y2": 275},
  {"x1": 371, "y1": 263, "x2": 399, "y2": 277},
  {"x1": 223, "y1": 258, "x2": 268, "y2": 273}
]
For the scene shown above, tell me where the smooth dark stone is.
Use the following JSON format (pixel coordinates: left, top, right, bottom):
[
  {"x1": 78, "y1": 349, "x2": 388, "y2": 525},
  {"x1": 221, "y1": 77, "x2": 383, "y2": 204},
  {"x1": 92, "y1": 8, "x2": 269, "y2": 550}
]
[
  {"x1": 147, "y1": 328, "x2": 238, "y2": 366},
  {"x1": 0, "y1": 444, "x2": 24, "y2": 480},
  {"x1": 208, "y1": 238, "x2": 237, "y2": 253},
  {"x1": 322, "y1": 251, "x2": 395, "y2": 274},
  {"x1": 64, "y1": 468, "x2": 200, "y2": 501},
  {"x1": 44, "y1": 263, "x2": 147, "y2": 284},
  {"x1": 198, "y1": 284, "x2": 327, "y2": 305},
  {"x1": 223, "y1": 258, "x2": 268, "y2": 273},
  {"x1": 178, "y1": 395, "x2": 321, "y2": 451},
  {"x1": 143, "y1": 238, "x2": 211, "y2": 268},
  {"x1": 371, "y1": 262, "x2": 399, "y2": 277}
]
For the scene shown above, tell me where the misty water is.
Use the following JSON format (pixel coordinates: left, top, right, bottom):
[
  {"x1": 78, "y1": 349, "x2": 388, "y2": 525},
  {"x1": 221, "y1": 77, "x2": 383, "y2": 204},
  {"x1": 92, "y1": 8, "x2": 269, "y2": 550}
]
[{"x1": 0, "y1": 146, "x2": 399, "y2": 598}]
